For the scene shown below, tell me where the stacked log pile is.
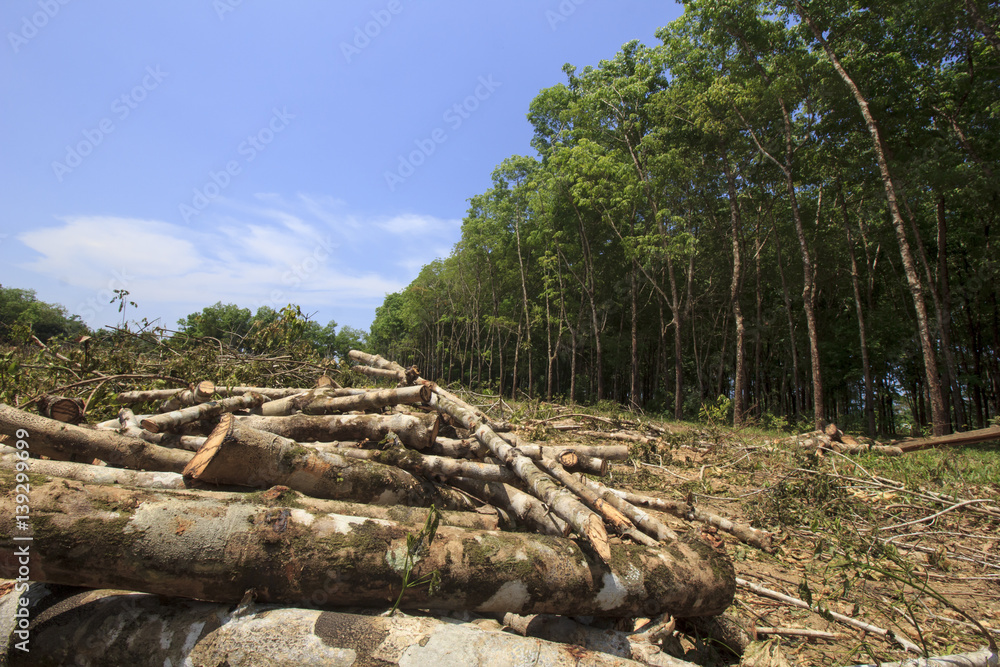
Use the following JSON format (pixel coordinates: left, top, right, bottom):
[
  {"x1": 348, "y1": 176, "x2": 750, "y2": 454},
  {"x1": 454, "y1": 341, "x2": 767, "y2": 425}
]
[{"x1": 0, "y1": 350, "x2": 742, "y2": 666}]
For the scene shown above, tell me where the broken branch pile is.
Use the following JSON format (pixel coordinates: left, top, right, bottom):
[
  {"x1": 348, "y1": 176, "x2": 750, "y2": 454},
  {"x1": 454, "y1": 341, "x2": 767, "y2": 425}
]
[{"x1": 1, "y1": 350, "x2": 744, "y2": 665}]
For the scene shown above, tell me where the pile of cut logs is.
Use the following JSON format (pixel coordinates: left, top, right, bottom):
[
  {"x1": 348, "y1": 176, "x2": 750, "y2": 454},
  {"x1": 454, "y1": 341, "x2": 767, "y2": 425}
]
[{"x1": 1, "y1": 351, "x2": 741, "y2": 666}]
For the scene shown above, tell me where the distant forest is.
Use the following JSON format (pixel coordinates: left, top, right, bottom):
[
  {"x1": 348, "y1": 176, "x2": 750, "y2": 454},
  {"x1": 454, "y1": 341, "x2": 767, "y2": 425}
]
[{"x1": 368, "y1": 0, "x2": 1000, "y2": 436}]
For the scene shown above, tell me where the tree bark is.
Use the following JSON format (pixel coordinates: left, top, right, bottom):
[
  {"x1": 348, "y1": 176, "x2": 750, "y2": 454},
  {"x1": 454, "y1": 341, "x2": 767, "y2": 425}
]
[
  {"x1": 238, "y1": 412, "x2": 440, "y2": 450},
  {"x1": 2, "y1": 477, "x2": 736, "y2": 618},
  {"x1": 182, "y1": 413, "x2": 453, "y2": 507},
  {"x1": 301, "y1": 385, "x2": 431, "y2": 415},
  {"x1": 3, "y1": 584, "x2": 657, "y2": 666},
  {"x1": 140, "y1": 393, "x2": 265, "y2": 434},
  {"x1": 159, "y1": 380, "x2": 216, "y2": 412},
  {"x1": 721, "y1": 147, "x2": 747, "y2": 426},
  {"x1": 426, "y1": 391, "x2": 612, "y2": 561},
  {"x1": 841, "y1": 191, "x2": 877, "y2": 437},
  {"x1": 0, "y1": 403, "x2": 193, "y2": 472},
  {"x1": 35, "y1": 396, "x2": 84, "y2": 425}
]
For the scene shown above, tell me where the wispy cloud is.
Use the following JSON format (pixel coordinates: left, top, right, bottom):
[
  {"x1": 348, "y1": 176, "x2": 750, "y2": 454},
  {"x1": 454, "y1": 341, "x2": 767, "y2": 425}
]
[{"x1": 14, "y1": 194, "x2": 460, "y2": 327}]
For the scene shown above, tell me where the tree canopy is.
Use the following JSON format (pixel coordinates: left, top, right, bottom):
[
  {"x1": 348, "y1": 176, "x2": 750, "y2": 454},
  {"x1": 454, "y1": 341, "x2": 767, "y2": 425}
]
[{"x1": 370, "y1": 0, "x2": 1000, "y2": 435}]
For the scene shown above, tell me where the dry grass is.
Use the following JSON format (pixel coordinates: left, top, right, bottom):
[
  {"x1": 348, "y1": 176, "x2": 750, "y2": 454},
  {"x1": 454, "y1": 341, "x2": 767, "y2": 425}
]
[{"x1": 489, "y1": 395, "x2": 1000, "y2": 666}]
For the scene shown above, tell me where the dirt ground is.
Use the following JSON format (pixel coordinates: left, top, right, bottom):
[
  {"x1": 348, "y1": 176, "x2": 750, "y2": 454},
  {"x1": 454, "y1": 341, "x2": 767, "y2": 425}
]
[{"x1": 517, "y1": 410, "x2": 1000, "y2": 666}]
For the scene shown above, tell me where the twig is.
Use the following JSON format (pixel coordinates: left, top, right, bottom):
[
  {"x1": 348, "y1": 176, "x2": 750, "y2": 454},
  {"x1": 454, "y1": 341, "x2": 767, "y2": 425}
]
[
  {"x1": 755, "y1": 626, "x2": 843, "y2": 640},
  {"x1": 881, "y1": 500, "x2": 995, "y2": 531},
  {"x1": 736, "y1": 576, "x2": 922, "y2": 654},
  {"x1": 17, "y1": 374, "x2": 188, "y2": 408}
]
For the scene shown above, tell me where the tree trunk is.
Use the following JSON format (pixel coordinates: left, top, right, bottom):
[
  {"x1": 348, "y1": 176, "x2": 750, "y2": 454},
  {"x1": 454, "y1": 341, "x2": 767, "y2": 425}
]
[
  {"x1": 793, "y1": 0, "x2": 948, "y2": 436},
  {"x1": 302, "y1": 385, "x2": 431, "y2": 415},
  {"x1": 140, "y1": 393, "x2": 265, "y2": 434},
  {"x1": 426, "y1": 391, "x2": 611, "y2": 561},
  {"x1": 841, "y1": 192, "x2": 877, "y2": 437},
  {"x1": 2, "y1": 477, "x2": 736, "y2": 618},
  {"x1": 0, "y1": 403, "x2": 193, "y2": 472},
  {"x1": 183, "y1": 413, "x2": 451, "y2": 507},
  {"x1": 238, "y1": 412, "x2": 440, "y2": 450},
  {"x1": 35, "y1": 396, "x2": 85, "y2": 425},
  {"x1": 4, "y1": 584, "x2": 658, "y2": 666},
  {"x1": 721, "y1": 148, "x2": 747, "y2": 426}
]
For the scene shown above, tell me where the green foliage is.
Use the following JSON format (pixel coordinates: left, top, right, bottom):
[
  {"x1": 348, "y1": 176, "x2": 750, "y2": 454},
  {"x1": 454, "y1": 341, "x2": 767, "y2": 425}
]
[
  {"x1": 388, "y1": 505, "x2": 441, "y2": 615},
  {"x1": 0, "y1": 285, "x2": 89, "y2": 343}
]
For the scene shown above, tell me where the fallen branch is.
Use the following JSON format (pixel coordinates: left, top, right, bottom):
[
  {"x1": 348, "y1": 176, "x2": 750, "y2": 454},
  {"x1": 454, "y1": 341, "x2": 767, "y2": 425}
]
[
  {"x1": 605, "y1": 487, "x2": 775, "y2": 553},
  {"x1": 736, "y1": 577, "x2": 921, "y2": 654}
]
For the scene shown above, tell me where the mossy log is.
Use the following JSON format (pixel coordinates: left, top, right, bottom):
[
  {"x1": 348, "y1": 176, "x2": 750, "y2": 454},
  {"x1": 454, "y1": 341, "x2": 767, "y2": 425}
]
[
  {"x1": 0, "y1": 403, "x2": 192, "y2": 473},
  {"x1": 140, "y1": 393, "x2": 265, "y2": 434},
  {"x1": 238, "y1": 412, "x2": 440, "y2": 450},
  {"x1": 183, "y1": 413, "x2": 464, "y2": 508},
  {"x1": 0, "y1": 476, "x2": 736, "y2": 618},
  {"x1": 2, "y1": 583, "x2": 652, "y2": 666}
]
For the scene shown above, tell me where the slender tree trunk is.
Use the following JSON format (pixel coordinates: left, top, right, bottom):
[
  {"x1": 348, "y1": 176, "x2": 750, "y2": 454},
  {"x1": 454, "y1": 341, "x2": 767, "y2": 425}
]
[
  {"x1": 841, "y1": 191, "x2": 877, "y2": 437},
  {"x1": 794, "y1": 0, "x2": 948, "y2": 435},
  {"x1": 722, "y1": 148, "x2": 747, "y2": 426}
]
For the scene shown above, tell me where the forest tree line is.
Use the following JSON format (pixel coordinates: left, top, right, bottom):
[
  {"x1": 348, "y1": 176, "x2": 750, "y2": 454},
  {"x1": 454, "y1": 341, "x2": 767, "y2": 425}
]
[{"x1": 368, "y1": 0, "x2": 1000, "y2": 437}]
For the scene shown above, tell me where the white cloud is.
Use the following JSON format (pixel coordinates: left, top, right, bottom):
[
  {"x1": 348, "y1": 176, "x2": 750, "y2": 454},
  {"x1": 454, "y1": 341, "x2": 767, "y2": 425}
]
[{"x1": 13, "y1": 195, "x2": 459, "y2": 329}]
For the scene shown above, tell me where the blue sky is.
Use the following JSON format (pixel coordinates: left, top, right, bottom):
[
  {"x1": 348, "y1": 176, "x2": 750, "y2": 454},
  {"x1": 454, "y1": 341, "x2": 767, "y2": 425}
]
[{"x1": 1, "y1": 1, "x2": 683, "y2": 335}]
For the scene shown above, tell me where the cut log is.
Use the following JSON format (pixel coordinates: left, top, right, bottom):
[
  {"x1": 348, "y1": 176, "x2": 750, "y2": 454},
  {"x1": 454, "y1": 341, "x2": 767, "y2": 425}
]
[
  {"x1": 427, "y1": 390, "x2": 612, "y2": 561},
  {"x1": 301, "y1": 384, "x2": 432, "y2": 415},
  {"x1": 2, "y1": 584, "x2": 652, "y2": 666},
  {"x1": 892, "y1": 425, "x2": 1000, "y2": 452},
  {"x1": 448, "y1": 477, "x2": 571, "y2": 537},
  {"x1": 159, "y1": 380, "x2": 216, "y2": 412},
  {"x1": 823, "y1": 422, "x2": 844, "y2": 443},
  {"x1": 238, "y1": 412, "x2": 440, "y2": 450},
  {"x1": 433, "y1": 437, "x2": 610, "y2": 475},
  {"x1": 580, "y1": 476, "x2": 680, "y2": 543},
  {"x1": 535, "y1": 457, "x2": 633, "y2": 536},
  {"x1": 0, "y1": 403, "x2": 193, "y2": 473},
  {"x1": 1, "y1": 476, "x2": 736, "y2": 618},
  {"x1": 140, "y1": 393, "x2": 265, "y2": 434},
  {"x1": 1, "y1": 447, "x2": 186, "y2": 489},
  {"x1": 257, "y1": 387, "x2": 363, "y2": 417},
  {"x1": 351, "y1": 364, "x2": 407, "y2": 383},
  {"x1": 35, "y1": 395, "x2": 85, "y2": 425},
  {"x1": 329, "y1": 440, "x2": 522, "y2": 486},
  {"x1": 606, "y1": 487, "x2": 775, "y2": 553},
  {"x1": 116, "y1": 408, "x2": 207, "y2": 452},
  {"x1": 314, "y1": 374, "x2": 336, "y2": 388},
  {"x1": 183, "y1": 413, "x2": 464, "y2": 508}
]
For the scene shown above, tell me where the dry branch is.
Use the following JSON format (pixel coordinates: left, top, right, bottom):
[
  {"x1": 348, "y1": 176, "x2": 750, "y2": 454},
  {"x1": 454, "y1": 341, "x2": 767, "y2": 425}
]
[
  {"x1": 1, "y1": 476, "x2": 736, "y2": 618},
  {"x1": 0, "y1": 403, "x2": 192, "y2": 472},
  {"x1": 605, "y1": 487, "x2": 775, "y2": 553},
  {"x1": 735, "y1": 577, "x2": 921, "y2": 654}
]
